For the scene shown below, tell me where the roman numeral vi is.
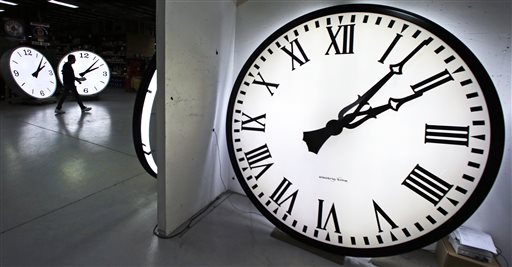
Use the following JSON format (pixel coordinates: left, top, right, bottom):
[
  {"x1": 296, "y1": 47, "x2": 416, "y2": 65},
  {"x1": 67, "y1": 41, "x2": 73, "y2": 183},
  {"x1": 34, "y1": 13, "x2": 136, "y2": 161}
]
[
  {"x1": 316, "y1": 199, "x2": 341, "y2": 234},
  {"x1": 270, "y1": 177, "x2": 298, "y2": 214}
]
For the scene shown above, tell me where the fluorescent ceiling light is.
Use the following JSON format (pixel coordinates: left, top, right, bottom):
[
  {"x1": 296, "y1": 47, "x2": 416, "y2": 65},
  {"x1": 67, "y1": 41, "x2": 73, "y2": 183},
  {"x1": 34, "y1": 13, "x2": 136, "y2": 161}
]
[
  {"x1": 0, "y1": 9, "x2": 4, "y2": 12},
  {"x1": 0, "y1": 0, "x2": 18, "y2": 6},
  {"x1": 48, "y1": 0, "x2": 78, "y2": 8}
]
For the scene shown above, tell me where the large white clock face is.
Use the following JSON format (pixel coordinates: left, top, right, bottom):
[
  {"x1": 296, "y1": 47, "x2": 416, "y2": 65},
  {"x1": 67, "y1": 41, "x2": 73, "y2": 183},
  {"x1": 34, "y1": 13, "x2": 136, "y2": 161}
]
[
  {"x1": 58, "y1": 50, "x2": 110, "y2": 96},
  {"x1": 4, "y1": 47, "x2": 57, "y2": 99},
  {"x1": 226, "y1": 5, "x2": 504, "y2": 256}
]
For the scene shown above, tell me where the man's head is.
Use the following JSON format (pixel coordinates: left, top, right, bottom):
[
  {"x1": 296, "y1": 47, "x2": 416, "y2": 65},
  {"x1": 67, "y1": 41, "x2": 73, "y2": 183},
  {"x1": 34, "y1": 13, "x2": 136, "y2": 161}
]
[{"x1": 68, "y1": 54, "x2": 76, "y2": 64}]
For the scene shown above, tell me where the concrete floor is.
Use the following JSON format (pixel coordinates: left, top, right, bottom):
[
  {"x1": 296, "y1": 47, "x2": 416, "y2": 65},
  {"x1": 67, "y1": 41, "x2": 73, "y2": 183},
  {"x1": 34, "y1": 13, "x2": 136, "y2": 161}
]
[{"x1": 0, "y1": 88, "x2": 438, "y2": 266}]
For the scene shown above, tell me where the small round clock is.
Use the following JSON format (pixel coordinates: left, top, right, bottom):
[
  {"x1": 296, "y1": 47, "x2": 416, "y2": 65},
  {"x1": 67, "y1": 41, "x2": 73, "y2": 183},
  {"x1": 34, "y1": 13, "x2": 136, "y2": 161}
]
[
  {"x1": 0, "y1": 46, "x2": 57, "y2": 99},
  {"x1": 57, "y1": 50, "x2": 110, "y2": 96},
  {"x1": 4, "y1": 19, "x2": 24, "y2": 38},
  {"x1": 132, "y1": 55, "x2": 157, "y2": 178},
  {"x1": 226, "y1": 4, "x2": 504, "y2": 256}
]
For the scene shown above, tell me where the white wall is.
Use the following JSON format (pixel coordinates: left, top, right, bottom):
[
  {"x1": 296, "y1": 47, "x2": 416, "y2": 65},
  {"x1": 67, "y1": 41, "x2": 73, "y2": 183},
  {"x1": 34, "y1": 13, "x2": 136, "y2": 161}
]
[
  {"x1": 230, "y1": 0, "x2": 511, "y2": 264},
  {"x1": 156, "y1": 0, "x2": 236, "y2": 235}
]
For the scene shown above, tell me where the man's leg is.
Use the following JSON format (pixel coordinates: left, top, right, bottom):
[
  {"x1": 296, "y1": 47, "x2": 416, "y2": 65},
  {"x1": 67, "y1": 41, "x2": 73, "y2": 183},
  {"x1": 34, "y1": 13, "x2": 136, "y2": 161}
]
[
  {"x1": 69, "y1": 86, "x2": 86, "y2": 109},
  {"x1": 55, "y1": 87, "x2": 68, "y2": 113}
]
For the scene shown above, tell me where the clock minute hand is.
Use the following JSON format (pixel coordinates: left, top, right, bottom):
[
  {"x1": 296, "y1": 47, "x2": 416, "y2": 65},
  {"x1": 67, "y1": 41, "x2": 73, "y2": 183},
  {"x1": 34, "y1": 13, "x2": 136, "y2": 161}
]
[
  {"x1": 79, "y1": 59, "x2": 99, "y2": 77},
  {"x1": 335, "y1": 70, "x2": 394, "y2": 123},
  {"x1": 302, "y1": 70, "x2": 393, "y2": 154},
  {"x1": 32, "y1": 57, "x2": 45, "y2": 78},
  {"x1": 302, "y1": 70, "x2": 394, "y2": 154},
  {"x1": 303, "y1": 37, "x2": 433, "y2": 154},
  {"x1": 341, "y1": 37, "x2": 434, "y2": 119}
]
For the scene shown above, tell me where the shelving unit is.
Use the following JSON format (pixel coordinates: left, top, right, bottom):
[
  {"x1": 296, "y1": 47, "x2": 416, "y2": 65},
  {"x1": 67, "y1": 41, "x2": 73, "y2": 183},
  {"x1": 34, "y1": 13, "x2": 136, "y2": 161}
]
[{"x1": 101, "y1": 38, "x2": 127, "y2": 88}]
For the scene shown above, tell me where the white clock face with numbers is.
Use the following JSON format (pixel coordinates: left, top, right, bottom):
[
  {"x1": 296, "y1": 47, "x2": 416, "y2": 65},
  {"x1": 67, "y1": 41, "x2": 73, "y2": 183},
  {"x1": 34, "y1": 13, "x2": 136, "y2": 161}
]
[
  {"x1": 58, "y1": 50, "x2": 110, "y2": 96},
  {"x1": 3, "y1": 47, "x2": 57, "y2": 99},
  {"x1": 226, "y1": 4, "x2": 504, "y2": 256}
]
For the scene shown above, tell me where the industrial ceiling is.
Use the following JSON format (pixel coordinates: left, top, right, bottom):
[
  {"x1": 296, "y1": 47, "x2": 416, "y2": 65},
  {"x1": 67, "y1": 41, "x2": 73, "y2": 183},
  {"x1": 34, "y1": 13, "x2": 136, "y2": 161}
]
[{"x1": 1, "y1": 0, "x2": 155, "y2": 32}]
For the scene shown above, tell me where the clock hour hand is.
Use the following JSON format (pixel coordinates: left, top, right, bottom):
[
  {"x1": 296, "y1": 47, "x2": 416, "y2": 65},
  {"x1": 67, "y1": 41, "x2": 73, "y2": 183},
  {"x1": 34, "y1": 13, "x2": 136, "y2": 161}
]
[
  {"x1": 303, "y1": 37, "x2": 434, "y2": 154},
  {"x1": 344, "y1": 94, "x2": 423, "y2": 130},
  {"x1": 79, "y1": 59, "x2": 99, "y2": 77},
  {"x1": 302, "y1": 94, "x2": 418, "y2": 154},
  {"x1": 347, "y1": 69, "x2": 455, "y2": 129},
  {"x1": 82, "y1": 66, "x2": 99, "y2": 76},
  {"x1": 32, "y1": 57, "x2": 46, "y2": 78},
  {"x1": 302, "y1": 71, "x2": 399, "y2": 154}
]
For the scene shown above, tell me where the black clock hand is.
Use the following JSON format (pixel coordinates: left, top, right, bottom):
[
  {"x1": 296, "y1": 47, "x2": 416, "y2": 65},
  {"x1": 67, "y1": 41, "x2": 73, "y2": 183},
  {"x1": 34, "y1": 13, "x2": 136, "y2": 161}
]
[
  {"x1": 81, "y1": 66, "x2": 100, "y2": 76},
  {"x1": 337, "y1": 37, "x2": 433, "y2": 120},
  {"x1": 32, "y1": 57, "x2": 45, "y2": 78},
  {"x1": 303, "y1": 37, "x2": 433, "y2": 154},
  {"x1": 302, "y1": 94, "x2": 421, "y2": 154},
  {"x1": 79, "y1": 59, "x2": 99, "y2": 77},
  {"x1": 347, "y1": 69, "x2": 455, "y2": 129},
  {"x1": 344, "y1": 94, "x2": 425, "y2": 129}
]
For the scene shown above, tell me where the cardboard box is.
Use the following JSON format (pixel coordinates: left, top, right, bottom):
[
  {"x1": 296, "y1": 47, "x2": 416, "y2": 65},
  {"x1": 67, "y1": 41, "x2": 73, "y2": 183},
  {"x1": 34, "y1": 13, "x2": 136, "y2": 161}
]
[{"x1": 436, "y1": 237, "x2": 500, "y2": 267}]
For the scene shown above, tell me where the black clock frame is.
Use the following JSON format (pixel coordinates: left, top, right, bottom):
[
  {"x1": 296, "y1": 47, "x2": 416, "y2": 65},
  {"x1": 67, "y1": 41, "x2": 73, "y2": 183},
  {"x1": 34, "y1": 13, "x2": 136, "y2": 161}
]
[
  {"x1": 132, "y1": 54, "x2": 157, "y2": 178},
  {"x1": 226, "y1": 4, "x2": 505, "y2": 256},
  {"x1": 57, "y1": 50, "x2": 112, "y2": 96}
]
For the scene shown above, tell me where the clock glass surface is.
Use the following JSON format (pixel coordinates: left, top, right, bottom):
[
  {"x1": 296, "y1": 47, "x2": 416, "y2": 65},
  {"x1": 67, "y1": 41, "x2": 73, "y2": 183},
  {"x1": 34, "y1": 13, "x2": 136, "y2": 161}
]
[
  {"x1": 226, "y1": 4, "x2": 504, "y2": 256},
  {"x1": 6, "y1": 46, "x2": 57, "y2": 99},
  {"x1": 57, "y1": 50, "x2": 110, "y2": 96}
]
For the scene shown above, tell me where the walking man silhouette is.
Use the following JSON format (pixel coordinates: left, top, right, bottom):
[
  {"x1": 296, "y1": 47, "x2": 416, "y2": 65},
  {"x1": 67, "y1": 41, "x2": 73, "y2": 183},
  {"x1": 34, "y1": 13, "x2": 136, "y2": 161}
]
[{"x1": 55, "y1": 54, "x2": 91, "y2": 114}]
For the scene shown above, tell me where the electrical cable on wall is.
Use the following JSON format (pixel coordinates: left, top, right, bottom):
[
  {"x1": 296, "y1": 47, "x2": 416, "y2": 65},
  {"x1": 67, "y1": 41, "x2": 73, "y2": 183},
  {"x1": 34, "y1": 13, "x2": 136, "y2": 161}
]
[
  {"x1": 212, "y1": 128, "x2": 264, "y2": 218},
  {"x1": 496, "y1": 247, "x2": 509, "y2": 267},
  {"x1": 153, "y1": 128, "x2": 262, "y2": 239},
  {"x1": 153, "y1": 191, "x2": 232, "y2": 239}
]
